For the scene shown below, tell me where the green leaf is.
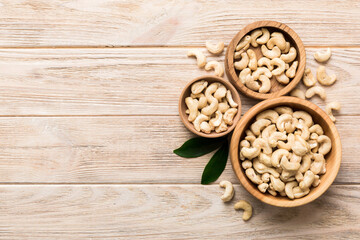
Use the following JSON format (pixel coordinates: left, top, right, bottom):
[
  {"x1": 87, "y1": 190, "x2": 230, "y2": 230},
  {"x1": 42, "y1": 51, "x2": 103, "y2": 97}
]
[
  {"x1": 201, "y1": 139, "x2": 229, "y2": 185},
  {"x1": 173, "y1": 137, "x2": 225, "y2": 158}
]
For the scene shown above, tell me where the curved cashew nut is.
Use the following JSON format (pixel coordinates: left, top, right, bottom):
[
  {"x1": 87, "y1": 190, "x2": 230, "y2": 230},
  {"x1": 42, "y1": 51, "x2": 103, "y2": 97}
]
[
  {"x1": 280, "y1": 47, "x2": 297, "y2": 63},
  {"x1": 295, "y1": 122, "x2": 310, "y2": 140},
  {"x1": 277, "y1": 133, "x2": 295, "y2": 151},
  {"x1": 317, "y1": 135, "x2": 332, "y2": 155},
  {"x1": 267, "y1": 36, "x2": 286, "y2": 50},
  {"x1": 191, "y1": 80, "x2": 208, "y2": 95},
  {"x1": 258, "y1": 183, "x2": 269, "y2": 193},
  {"x1": 268, "y1": 189, "x2": 278, "y2": 196},
  {"x1": 242, "y1": 160, "x2": 252, "y2": 169},
  {"x1": 271, "y1": 31, "x2": 285, "y2": 39},
  {"x1": 314, "y1": 48, "x2": 331, "y2": 63},
  {"x1": 280, "y1": 169, "x2": 296, "y2": 183},
  {"x1": 215, "y1": 120, "x2": 228, "y2": 133},
  {"x1": 256, "y1": 28, "x2": 270, "y2": 45},
  {"x1": 276, "y1": 113, "x2": 292, "y2": 132},
  {"x1": 245, "y1": 168, "x2": 263, "y2": 184},
  {"x1": 270, "y1": 58, "x2": 286, "y2": 76},
  {"x1": 256, "y1": 110, "x2": 279, "y2": 123},
  {"x1": 240, "y1": 139, "x2": 250, "y2": 148},
  {"x1": 219, "y1": 180, "x2": 234, "y2": 202},
  {"x1": 293, "y1": 111, "x2": 313, "y2": 128},
  {"x1": 185, "y1": 97, "x2": 199, "y2": 122},
  {"x1": 253, "y1": 158, "x2": 280, "y2": 177},
  {"x1": 271, "y1": 149, "x2": 289, "y2": 168},
  {"x1": 280, "y1": 156, "x2": 300, "y2": 171},
  {"x1": 326, "y1": 101, "x2": 341, "y2": 122},
  {"x1": 245, "y1": 135, "x2": 256, "y2": 145},
  {"x1": 316, "y1": 66, "x2": 336, "y2": 86},
  {"x1": 252, "y1": 67, "x2": 272, "y2": 80},
  {"x1": 299, "y1": 154, "x2": 312, "y2": 173},
  {"x1": 247, "y1": 49, "x2": 257, "y2": 71},
  {"x1": 261, "y1": 173, "x2": 270, "y2": 183},
  {"x1": 305, "y1": 86, "x2": 326, "y2": 100},
  {"x1": 286, "y1": 61, "x2": 298, "y2": 78},
  {"x1": 209, "y1": 110, "x2": 223, "y2": 128},
  {"x1": 285, "y1": 181, "x2": 299, "y2": 199},
  {"x1": 268, "y1": 131, "x2": 287, "y2": 148},
  {"x1": 236, "y1": 35, "x2": 251, "y2": 51},
  {"x1": 205, "y1": 61, "x2": 224, "y2": 77},
  {"x1": 234, "y1": 52, "x2": 249, "y2": 71},
  {"x1": 234, "y1": 200, "x2": 252, "y2": 221},
  {"x1": 226, "y1": 90, "x2": 238, "y2": 108},
  {"x1": 250, "y1": 119, "x2": 271, "y2": 135},
  {"x1": 239, "y1": 68, "x2": 252, "y2": 84},
  {"x1": 293, "y1": 186, "x2": 310, "y2": 198},
  {"x1": 310, "y1": 153, "x2": 325, "y2": 175},
  {"x1": 261, "y1": 124, "x2": 277, "y2": 139},
  {"x1": 187, "y1": 49, "x2": 206, "y2": 68},
  {"x1": 218, "y1": 100, "x2": 230, "y2": 113},
  {"x1": 191, "y1": 93, "x2": 207, "y2": 109},
  {"x1": 253, "y1": 138, "x2": 272, "y2": 155},
  {"x1": 295, "y1": 171, "x2": 304, "y2": 182},
  {"x1": 290, "y1": 88, "x2": 305, "y2": 99},
  {"x1": 193, "y1": 114, "x2": 209, "y2": 131},
  {"x1": 303, "y1": 68, "x2": 316, "y2": 87},
  {"x1": 270, "y1": 175, "x2": 285, "y2": 192},
  {"x1": 250, "y1": 29, "x2": 263, "y2": 47},
  {"x1": 312, "y1": 175, "x2": 321, "y2": 187},
  {"x1": 282, "y1": 42, "x2": 291, "y2": 54},
  {"x1": 202, "y1": 83, "x2": 219, "y2": 116},
  {"x1": 275, "y1": 73, "x2": 290, "y2": 85},
  {"x1": 258, "y1": 75, "x2": 271, "y2": 93},
  {"x1": 200, "y1": 121, "x2": 212, "y2": 133},
  {"x1": 310, "y1": 133, "x2": 319, "y2": 140},
  {"x1": 299, "y1": 170, "x2": 315, "y2": 190},
  {"x1": 292, "y1": 135, "x2": 310, "y2": 156},
  {"x1": 257, "y1": 153, "x2": 271, "y2": 168},
  {"x1": 205, "y1": 41, "x2": 224, "y2": 55},
  {"x1": 261, "y1": 45, "x2": 281, "y2": 59},
  {"x1": 309, "y1": 124, "x2": 324, "y2": 135},
  {"x1": 245, "y1": 75, "x2": 260, "y2": 91},
  {"x1": 214, "y1": 83, "x2": 227, "y2": 101},
  {"x1": 223, "y1": 108, "x2": 238, "y2": 125},
  {"x1": 258, "y1": 57, "x2": 274, "y2": 71},
  {"x1": 241, "y1": 146, "x2": 260, "y2": 160},
  {"x1": 274, "y1": 106, "x2": 293, "y2": 115}
]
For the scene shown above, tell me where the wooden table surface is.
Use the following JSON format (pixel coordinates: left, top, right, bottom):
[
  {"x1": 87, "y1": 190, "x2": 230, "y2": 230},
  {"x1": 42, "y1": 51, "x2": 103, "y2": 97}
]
[{"x1": 0, "y1": 1, "x2": 359, "y2": 239}]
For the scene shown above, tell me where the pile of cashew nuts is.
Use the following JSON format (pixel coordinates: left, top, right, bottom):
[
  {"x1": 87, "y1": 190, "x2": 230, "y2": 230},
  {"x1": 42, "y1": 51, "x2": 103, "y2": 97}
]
[
  {"x1": 239, "y1": 107, "x2": 332, "y2": 199},
  {"x1": 234, "y1": 28, "x2": 298, "y2": 93},
  {"x1": 185, "y1": 80, "x2": 238, "y2": 133}
]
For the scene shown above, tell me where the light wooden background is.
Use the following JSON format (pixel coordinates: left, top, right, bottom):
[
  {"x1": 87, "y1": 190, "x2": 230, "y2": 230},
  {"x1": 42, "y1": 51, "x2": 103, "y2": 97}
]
[{"x1": 0, "y1": 0, "x2": 359, "y2": 239}]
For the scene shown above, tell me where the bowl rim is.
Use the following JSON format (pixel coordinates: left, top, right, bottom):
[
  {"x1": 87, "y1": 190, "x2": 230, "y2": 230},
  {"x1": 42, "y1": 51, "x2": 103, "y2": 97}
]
[
  {"x1": 230, "y1": 96, "x2": 342, "y2": 207},
  {"x1": 225, "y1": 20, "x2": 306, "y2": 100},
  {"x1": 178, "y1": 75, "x2": 242, "y2": 138}
]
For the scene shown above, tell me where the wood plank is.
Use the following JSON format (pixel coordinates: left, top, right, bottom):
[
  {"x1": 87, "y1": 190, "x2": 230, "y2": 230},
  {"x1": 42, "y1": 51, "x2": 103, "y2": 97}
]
[
  {"x1": 0, "y1": 115, "x2": 357, "y2": 183},
  {"x1": 0, "y1": 0, "x2": 359, "y2": 47},
  {"x1": 0, "y1": 47, "x2": 358, "y2": 115},
  {"x1": 0, "y1": 184, "x2": 358, "y2": 239}
]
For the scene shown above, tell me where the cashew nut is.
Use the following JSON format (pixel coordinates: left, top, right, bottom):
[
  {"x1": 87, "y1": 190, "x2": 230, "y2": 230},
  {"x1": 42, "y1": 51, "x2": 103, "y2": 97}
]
[
  {"x1": 223, "y1": 108, "x2": 238, "y2": 125},
  {"x1": 305, "y1": 86, "x2": 326, "y2": 100},
  {"x1": 252, "y1": 67, "x2": 273, "y2": 80},
  {"x1": 193, "y1": 114, "x2": 209, "y2": 131},
  {"x1": 295, "y1": 122, "x2": 310, "y2": 140},
  {"x1": 253, "y1": 158, "x2": 280, "y2": 177},
  {"x1": 293, "y1": 186, "x2": 310, "y2": 198},
  {"x1": 250, "y1": 29, "x2": 263, "y2": 47},
  {"x1": 261, "y1": 173, "x2": 271, "y2": 183},
  {"x1": 239, "y1": 68, "x2": 252, "y2": 84},
  {"x1": 236, "y1": 35, "x2": 251, "y2": 51},
  {"x1": 258, "y1": 183, "x2": 269, "y2": 193},
  {"x1": 258, "y1": 57, "x2": 273, "y2": 71},
  {"x1": 256, "y1": 28, "x2": 270, "y2": 45},
  {"x1": 205, "y1": 61, "x2": 224, "y2": 77},
  {"x1": 282, "y1": 42, "x2": 291, "y2": 54},
  {"x1": 247, "y1": 49, "x2": 257, "y2": 71},
  {"x1": 242, "y1": 160, "x2": 252, "y2": 169},
  {"x1": 292, "y1": 135, "x2": 310, "y2": 156},
  {"x1": 293, "y1": 111, "x2": 313, "y2": 128},
  {"x1": 185, "y1": 97, "x2": 199, "y2": 122},
  {"x1": 267, "y1": 36, "x2": 286, "y2": 51},
  {"x1": 253, "y1": 138, "x2": 272, "y2": 154},
  {"x1": 234, "y1": 52, "x2": 249, "y2": 71},
  {"x1": 326, "y1": 101, "x2": 341, "y2": 122},
  {"x1": 302, "y1": 68, "x2": 316, "y2": 87},
  {"x1": 258, "y1": 75, "x2": 271, "y2": 93},
  {"x1": 276, "y1": 113, "x2": 292, "y2": 132},
  {"x1": 209, "y1": 110, "x2": 223, "y2": 127},
  {"x1": 226, "y1": 90, "x2": 238, "y2": 108},
  {"x1": 285, "y1": 181, "x2": 299, "y2": 199},
  {"x1": 245, "y1": 168, "x2": 263, "y2": 184},
  {"x1": 274, "y1": 106, "x2": 293, "y2": 115},
  {"x1": 280, "y1": 156, "x2": 300, "y2": 172},
  {"x1": 277, "y1": 133, "x2": 295, "y2": 151},
  {"x1": 295, "y1": 171, "x2": 304, "y2": 182},
  {"x1": 270, "y1": 32, "x2": 285, "y2": 39},
  {"x1": 299, "y1": 154, "x2": 312, "y2": 173},
  {"x1": 285, "y1": 61, "x2": 298, "y2": 78},
  {"x1": 312, "y1": 175, "x2": 321, "y2": 187},
  {"x1": 214, "y1": 83, "x2": 227, "y2": 101},
  {"x1": 215, "y1": 120, "x2": 228, "y2": 133},
  {"x1": 234, "y1": 200, "x2": 252, "y2": 221},
  {"x1": 316, "y1": 66, "x2": 336, "y2": 86},
  {"x1": 205, "y1": 41, "x2": 225, "y2": 55},
  {"x1": 246, "y1": 129, "x2": 255, "y2": 137},
  {"x1": 200, "y1": 121, "x2": 212, "y2": 133},
  {"x1": 268, "y1": 189, "x2": 277, "y2": 196},
  {"x1": 218, "y1": 100, "x2": 230, "y2": 113},
  {"x1": 314, "y1": 48, "x2": 331, "y2": 63},
  {"x1": 275, "y1": 73, "x2": 290, "y2": 85},
  {"x1": 202, "y1": 83, "x2": 219, "y2": 116},
  {"x1": 191, "y1": 93, "x2": 207, "y2": 109},
  {"x1": 261, "y1": 124, "x2": 277, "y2": 139},
  {"x1": 241, "y1": 146, "x2": 260, "y2": 160},
  {"x1": 187, "y1": 49, "x2": 206, "y2": 68},
  {"x1": 309, "y1": 124, "x2": 324, "y2": 136},
  {"x1": 219, "y1": 180, "x2": 234, "y2": 202},
  {"x1": 299, "y1": 170, "x2": 315, "y2": 190},
  {"x1": 290, "y1": 88, "x2": 305, "y2": 99},
  {"x1": 280, "y1": 47, "x2": 297, "y2": 63},
  {"x1": 259, "y1": 153, "x2": 272, "y2": 167},
  {"x1": 256, "y1": 110, "x2": 279, "y2": 124},
  {"x1": 261, "y1": 45, "x2": 281, "y2": 59},
  {"x1": 245, "y1": 135, "x2": 256, "y2": 145},
  {"x1": 245, "y1": 75, "x2": 260, "y2": 91},
  {"x1": 250, "y1": 119, "x2": 271, "y2": 136},
  {"x1": 310, "y1": 153, "x2": 325, "y2": 175},
  {"x1": 317, "y1": 135, "x2": 332, "y2": 155},
  {"x1": 268, "y1": 131, "x2": 287, "y2": 148},
  {"x1": 270, "y1": 175, "x2": 285, "y2": 192},
  {"x1": 270, "y1": 58, "x2": 286, "y2": 76},
  {"x1": 310, "y1": 133, "x2": 319, "y2": 140},
  {"x1": 191, "y1": 80, "x2": 208, "y2": 95},
  {"x1": 271, "y1": 149, "x2": 290, "y2": 168}
]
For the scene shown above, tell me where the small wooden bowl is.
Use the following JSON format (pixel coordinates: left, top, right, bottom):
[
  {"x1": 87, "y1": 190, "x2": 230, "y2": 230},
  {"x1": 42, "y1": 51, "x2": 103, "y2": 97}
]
[
  {"x1": 230, "y1": 97, "x2": 341, "y2": 207},
  {"x1": 179, "y1": 75, "x2": 242, "y2": 138},
  {"x1": 225, "y1": 21, "x2": 306, "y2": 100}
]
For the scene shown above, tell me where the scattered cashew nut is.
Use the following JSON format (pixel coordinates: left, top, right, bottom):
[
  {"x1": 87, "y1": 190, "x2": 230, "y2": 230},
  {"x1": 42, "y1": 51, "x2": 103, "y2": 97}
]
[
  {"x1": 219, "y1": 180, "x2": 234, "y2": 202},
  {"x1": 314, "y1": 48, "x2": 331, "y2": 63},
  {"x1": 305, "y1": 86, "x2": 326, "y2": 100},
  {"x1": 187, "y1": 49, "x2": 206, "y2": 68},
  {"x1": 205, "y1": 61, "x2": 224, "y2": 77},
  {"x1": 326, "y1": 101, "x2": 341, "y2": 122},
  {"x1": 206, "y1": 41, "x2": 225, "y2": 55},
  {"x1": 234, "y1": 200, "x2": 253, "y2": 221}
]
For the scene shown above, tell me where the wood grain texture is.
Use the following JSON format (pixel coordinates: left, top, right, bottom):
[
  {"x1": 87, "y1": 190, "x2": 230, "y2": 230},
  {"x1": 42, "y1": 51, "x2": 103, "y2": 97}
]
[
  {"x1": 0, "y1": 0, "x2": 359, "y2": 47},
  {"x1": 0, "y1": 115, "x2": 356, "y2": 184},
  {"x1": 0, "y1": 47, "x2": 358, "y2": 116},
  {"x1": 0, "y1": 184, "x2": 358, "y2": 239}
]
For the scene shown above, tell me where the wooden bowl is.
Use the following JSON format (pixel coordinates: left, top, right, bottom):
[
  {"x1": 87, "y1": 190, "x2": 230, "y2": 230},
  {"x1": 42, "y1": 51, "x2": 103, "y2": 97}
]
[
  {"x1": 225, "y1": 21, "x2": 306, "y2": 100},
  {"x1": 230, "y1": 97, "x2": 341, "y2": 207},
  {"x1": 179, "y1": 75, "x2": 242, "y2": 138}
]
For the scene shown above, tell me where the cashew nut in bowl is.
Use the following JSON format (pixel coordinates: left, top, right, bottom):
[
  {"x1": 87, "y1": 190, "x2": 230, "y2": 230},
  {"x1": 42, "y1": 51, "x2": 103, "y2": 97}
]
[
  {"x1": 271, "y1": 31, "x2": 285, "y2": 39},
  {"x1": 259, "y1": 153, "x2": 272, "y2": 167},
  {"x1": 270, "y1": 58, "x2": 286, "y2": 76},
  {"x1": 261, "y1": 173, "x2": 271, "y2": 183},
  {"x1": 241, "y1": 147, "x2": 260, "y2": 160},
  {"x1": 219, "y1": 180, "x2": 234, "y2": 202},
  {"x1": 310, "y1": 153, "x2": 325, "y2": 175},
  {"x1": 268, "y1": 131, "x2": 287, "y2": 148},
  {"x1": 214, "y1": 84, "x2": 227, "y2": 101},
  {"x1": 191, "y1": 80, "x2": 208, "y2": 95},
  {"x1": 234, "y1": 200, "x2": 252, "y2": 221},
  {"x1": 250, "y1": 29, "x2": 263, "y2": 47},
  {"x1": 293, "y1": 186, "x2": 310, "y2": 198},
  {"x1": 223, "y1": 108, "x2": 238, "y2": 125},
  {"x1": 277, "y1": 133, "x2": 295, "y2": 151},
  {"x1": 275, "y1": 73, "x2": 289, "y2": 85},
  {"x1": 268, "y1": 189, "x2": 277, "y2": 196},
  {"x1": 295, "y1": 171, "x2": 304, "y2": 182},
  {"x1": 250, "y1": 119, "x2": 271, "y2": 136},
  {"x1": 276, "y1": 113, "x2": 292, "y2": 132},
  {"x1": 253, "y1": 138, "x2": 272, "y2": 155},
  {"x1": 274, "y1": 106, "x2": 293, "y2": 115},
  {"x1": 245, "y1": 168, "x2": 263, "y2": 184},
  {"x1": 280, "y1": 156, "x2": 300, "y2": 172},
  {"x1": 285, "y1": 181, "x2": 298, "y2": 199},
  {"x1": 314, "y1": 48, "x2": 331, "y2": 63},
  {"x1": 205, "y1": 41, "x2": 225, "y2": 55},
  {"x1": 242, "y1": 160, "x2": 252, "y2": 169},
  {"x1": 258, "y1": 75, "x2": 271, "y2": 93},
  {"x1": 261, "y1": 124, "x2": 277, "y2": 139},
  {"x1": 309, "y1": 124, "x2": 324, "y2": 136},
  {"x1": 209, "y1": 110, "x2": 223, "y2": 128},
  {"x1": 205, "y1": 61, "x2": 224, "y2": 77},
  {"x1": 285, "y1": 61, "x2": 298, "y2": 78},
  {"x1": 299, "y1": 154, "x2": 312, "y2": 173},
  {"x1": 270, "y1": 175, "x2": 285, "y2": 192},
  {"x1": 282, "y1": 42, "x2": 291, "y2": 54},
  {"x1": 191, "y1": 93, "x2": 207, "y2": 109},
  {"x1": 200, "y1": 121, "x2": 212, "y2": 133},
  {"x1": 271, "y1": 149, "x2": 289, "y2": 168},
  {"x1": 185, "y1": 97, "x2": 199, "y2": 122},
  {"x1": 326, "y1": 101, "x2": 341, "y2": 122},
  {"x1": 267, "y1": 36, "x2": 286, "y2": 51},
  {"x1": 317, "y1": 135, "x2": 332, "y2": 155},
  {"x1": 258, "y1": 57, "x2": 273, "y2": 71},
  {"x1": 239, "y1": 68, "x2": 252, "y2": 84},
  {"x1": 256, "y1": 110, "x2": 279, "y2": 123},
  {"x1": 245, "y1": 75, "x2": 260, "y2": 91},
  {"x1": 218, "y1": 100, "x2": 230, "y2": 113},
  {"x1": 234, "y1": 52, "x2": 249, "y2": 71},
  {"x1": 226, "y1": 90, "x2": 238, "y2": 108},
  {"x1": 252, "y1": 67, "x2": 272, "y2": 80},
  {"x1": 316, "y1": 66, "x2": 336, "y2": 86},
  {"x1": 187, "y1": 49, "x2": 206, "y2": 68},
  {"x1": 299, "y1": 170, "x2": 315, "y2": 190},
  {"x1": 215, "y1": 121, "x2": 228, "y2": 133},
  {"x1": 201, "y1": 98, "x2": 219, "y2": 116},
  {"x1": 293, "y1": 111, "x2": 313, "y2": 128},
  {"x1": 302, "y1": 68, "x2": 316, "y2": 87},
  {"x1": 253, "y1": 158, "x2": 280, "y2": 177},
  {"x1": 193, "y1": 114, "x2": 209, "y2": 131},
  {"x1": 256, "y1": 28, "x2": 270, "y2": 45},
  {"x1": 236, "y1": 35, "x2": 251, "y2": 51},
  {"x1": 290, "y1": 88, "x2": 305, "y2": 99},
  {"x1": 305, "y1": 86, "x2": 326, "y2": 100},
  {"x1": 312, "y1": 175, "x2": 321, "y2": 187},
  {"x1": 261, "y1": 45, "x2": 281, "y2": 59},
  {"x1": 280, "y1": 47, "x2": 297, "y2": 63},
  {"x1": 258, "y1": 183, "x2": 269, "y2": 193},
  {"x1": 292, "y1": 135, "x2": 310, "y2": 156},
  {"x1": 247, "y1": 49, "x2": 257, "y2": 71}
]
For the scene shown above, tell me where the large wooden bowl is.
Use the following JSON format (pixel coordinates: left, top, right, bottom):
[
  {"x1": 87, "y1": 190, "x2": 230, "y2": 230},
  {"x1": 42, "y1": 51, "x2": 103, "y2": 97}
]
[
  {"x1": 225, "y1": 21, "x2": 306, "y2": 100},
  {"x1": 179, "y1": 75, "x2": 242, "y2": 138},
  {"x1": 230, "y1": 97, "x2": 341, "y2": 207}
]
